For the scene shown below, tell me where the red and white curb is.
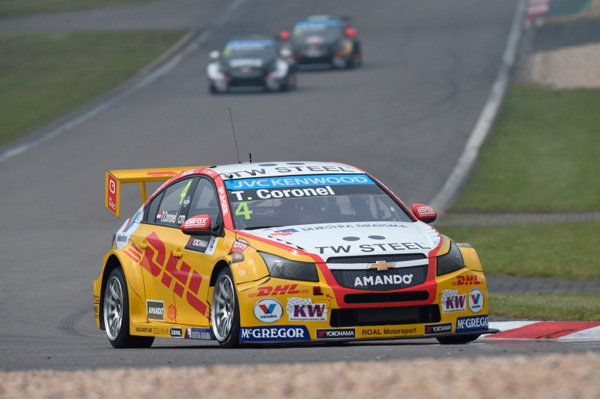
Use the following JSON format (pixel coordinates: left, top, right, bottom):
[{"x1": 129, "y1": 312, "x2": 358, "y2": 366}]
[{"x1": 484, "y1": 321, "x2": 600, "y2": 341}]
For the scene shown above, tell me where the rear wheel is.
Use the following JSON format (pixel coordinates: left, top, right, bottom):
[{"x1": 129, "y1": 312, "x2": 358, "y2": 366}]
[
  {"x1": 211, "y1": 268, "x2": 240, "y2": 348},
  {"x1": 437, "y1": 334, "x2": 480, "y2": 345},
  {"x1": 103, "y1": 268, "x2": 154, "y2": 348}
]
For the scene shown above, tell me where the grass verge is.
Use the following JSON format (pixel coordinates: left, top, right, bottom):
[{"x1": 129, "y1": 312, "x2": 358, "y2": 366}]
[
  {"x1": 0, "y1": 31, "x2": 184, "y2": 148},
  {"x1": 441, "y1": 222, "x2": 600, "y2": 279},
  {"x1": 453, "y1": 85, "x2": 600, "y2": 212},
  {"x1": 0, "y1": 0, "x2": 158, "y2": 16},
  {"x1": 490, "y1": 293, "x2": 600, "y2": 321},
  {"x1": 443, "y1": 84, "x2": 600, "y2": 320}
]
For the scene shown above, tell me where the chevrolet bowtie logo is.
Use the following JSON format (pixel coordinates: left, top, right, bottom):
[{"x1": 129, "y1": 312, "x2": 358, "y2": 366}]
[{"x1": 369, "y1": 261, "x2": 394, "y2": 271}]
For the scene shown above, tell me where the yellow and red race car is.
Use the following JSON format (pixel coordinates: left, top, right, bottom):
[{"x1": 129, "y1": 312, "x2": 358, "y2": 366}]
[{"x1": 94, "y1": 161, "x2": 496, "y2": 348}]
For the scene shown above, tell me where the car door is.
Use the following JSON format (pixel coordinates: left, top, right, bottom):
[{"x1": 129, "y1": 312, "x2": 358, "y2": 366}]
[
  {"x1": 172, "y1": 177, "x2": 226, "y2": 327},
  {"x1": 130, "y1": 177, "x2": 197, "y2": 324}
]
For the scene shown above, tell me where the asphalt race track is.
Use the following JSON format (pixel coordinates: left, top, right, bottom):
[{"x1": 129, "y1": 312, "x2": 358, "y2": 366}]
[{"x1": 2, "y1": 0, "x2": 598, "y2": 372}]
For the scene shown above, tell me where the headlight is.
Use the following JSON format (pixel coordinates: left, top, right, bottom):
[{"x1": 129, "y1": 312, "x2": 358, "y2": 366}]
[
  {"x1": 259, "y1": 253, "x2": 319, "y2": 282},
  {"x1": 436, "y1": 242, "x2": 465, "y2": 276}
]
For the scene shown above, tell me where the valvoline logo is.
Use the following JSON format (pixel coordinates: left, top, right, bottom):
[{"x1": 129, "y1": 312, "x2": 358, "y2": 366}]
[
  {"x1": 468, "y1": 288, "x2": 484, "y2": 313},
  {"x1": 253, "y1": 298, "x2": 283, "y2": 324}
]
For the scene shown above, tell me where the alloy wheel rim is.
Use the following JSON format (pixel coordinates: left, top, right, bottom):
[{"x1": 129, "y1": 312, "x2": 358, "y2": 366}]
[
  {"x1": 212, "y1": 274, "x2": 235, "y2": 341},
  {"x1": 103, "y1": 276, "x2": 123, "y2": 340}
]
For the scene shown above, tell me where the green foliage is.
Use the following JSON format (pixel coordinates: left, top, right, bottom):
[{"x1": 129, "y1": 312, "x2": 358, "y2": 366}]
[
  {"x1": 0, "y1": 0, "x2": 157, "y2": 16},
  {"x1": 454, "y1": 85, "x2": 600, "y2": 211},
  {"x1": 490, "y1": 293, "x2": 600, "y2": 321},
  {"x1": 0, "y1": 31, "x2": 183, "y2": 147},
  {"x1": 442, "y1": 222, "x2": 600, "y2": 279}
]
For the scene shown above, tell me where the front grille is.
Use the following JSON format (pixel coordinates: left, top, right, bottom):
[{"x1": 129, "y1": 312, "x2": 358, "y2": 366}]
[
  {"x1": 330, "y1": 305, "x2": 440, "y2": 327},
  {"x1": 328, "y1": 254, "x2": 427, "y2": 264},
  {"x1": 331, "y1": 265, "x2": 428, "y2": 291},
  {"x1": 229, "y1": 77, "x2": 265, "y2": 87},
  {"x1": 344, "y1": 291, "x2": 429, "y2": 304}
]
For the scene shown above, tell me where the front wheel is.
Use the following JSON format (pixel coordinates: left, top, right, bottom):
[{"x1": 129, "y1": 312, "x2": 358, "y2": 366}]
[
  {"x1": 103, "y1": 268, "x2": 154, "y2": 348},
  {"x1": 211, "y1": 268, "x2": 240, "y2": 348},
  {"x1": 437, "y1": 334, "x2": 480, "y2": 345}
]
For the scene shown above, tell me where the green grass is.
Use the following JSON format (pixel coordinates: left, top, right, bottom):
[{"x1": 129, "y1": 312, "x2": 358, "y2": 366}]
[
  {"x1": 0, "y1": 31, "x2": 184, "y2": 147},
  {"x1": 441, "y1": 222, "x2": 600, "y2": 279},
  {"x1": 0, "y1": 0, "x2": 158, "y2": 16},
  {"x1": 490, "y1": 293, "x2": 600, "y2": 321},
  {"x1": 453, "y1": 85, "x2": 600, "y2": 212}
]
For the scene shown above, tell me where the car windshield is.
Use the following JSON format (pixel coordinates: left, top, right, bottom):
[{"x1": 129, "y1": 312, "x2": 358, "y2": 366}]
[
  {"x1": 222, "y1": 40, "x2": 278, "y2": 62},
  {"x1": 225, "y1": 174, "x2": 413, "y2": 230},
  {"x1": 292, "y1": 21, "x2": 343, "y2": 43}
]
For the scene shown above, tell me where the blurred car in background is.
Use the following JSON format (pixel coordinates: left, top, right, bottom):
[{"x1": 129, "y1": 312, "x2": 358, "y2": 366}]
[
  {"x1": 281, "y1": 15, "x2": 362, "y2": 69},
  {"x1": 207, "y1": 35, "x2": 297, "y2": 93}
]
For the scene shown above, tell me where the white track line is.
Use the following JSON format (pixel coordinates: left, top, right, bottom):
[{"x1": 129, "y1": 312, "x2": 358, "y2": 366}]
[
  {"x1": 430, "y1": 0, "x2": 527, "y2": 212},
  {"x1": 0, "y1": 0, "x2": 245, "y2": 165}
]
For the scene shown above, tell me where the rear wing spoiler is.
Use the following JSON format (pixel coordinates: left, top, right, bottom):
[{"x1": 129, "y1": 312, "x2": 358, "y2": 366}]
[{"x1": 105, "y1": 167, "x2": 203, "y2": 217}]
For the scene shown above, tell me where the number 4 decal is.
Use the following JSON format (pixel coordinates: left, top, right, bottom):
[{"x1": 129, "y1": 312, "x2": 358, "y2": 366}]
[{"x1": 235, "y1": 202, "x2": 253, "y2": 220}]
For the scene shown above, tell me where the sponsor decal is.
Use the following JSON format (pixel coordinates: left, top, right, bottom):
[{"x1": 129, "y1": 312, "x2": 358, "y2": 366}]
[
  {"x1": 248, "y1": 284, "x2": 309, "y2": 298},
  {"x1": 441, "y1": 289, "x2": 467, "y2": 313},
  {"x1": 158, "y1": 211, "x2": 178, "y2": 224},
  {"x1": 167, "y1": 304, "x2": 177, "y2": 321},
  {"x1": 114, "y1": 208, "x2": 143, "y2": 250},
  {"x1": 94, "y1": 295, "x2": 100, "y2": 305},
  {"x1": 456, "y1": 315, "x2": 488, "y2": 333},
  {"x1": 360, "y1": 327, "x2": 418, "y2": 337},
  {"x1": 107, "y1": 174, "x2": 118, "y2": 215},
  {"x1": 147, "y1": 300, "x2": 165, "y2": 321},
  {"x1": 185, "y1": 236, "x2": 218, "y2": 256},
  {"x1": 183, "y1": 216, "x2": 209, "y2": 230},
  {"x1": 141, "y1": 232, "x2": 208, "y2": 317},
  {"x1": 230, "y1": 239, "x2": 250, "y2": 253},
  {"x1": 170, "y1": 327, "x2": 183, "y2": 338},
  {"x1": 269, "y1": 228, "x2": 299, "y2": 237},
  {"x1": 286, "y1": 298, "x2": 327, "y2": 321},
  {"x1": 354, "y1": 273, "x2": 413, "y2": 288},
  {"x1": 316, "y1": 328, "x2": 356, "y2": 339},
  {"x1": 452, "y1": 275, "x2": 485, "y2": 286},
  {"x1": 230, "y1": 252, "x2": 245, "y2": 264},
  {"x1": 468, "y1": 288, "x2": 484, "y2": 314},
  {"x1": 315, "y1": 242, "x2": 430, "y2": 254},
  {"x1": 425, "y1": 323, "x2": 453, "y2": 335},
  {"x1": 240, "y1": 326, "x2": 310, "y2": 342},
  {"x1": 135, "y1": 327, "x2": 153, "y2": 333},
  {"x1": 218, "y1": 186, "x2": 229, "y2": 215},
  {"x1": 254, "y1": 298, "x2": 284, "y2": 324},
  {"x1": 185, "y1": 328, "x2": 213, "y2": 340},
  {"x1": 416, "y1": 205, "x2": 436, "y2": 218}
]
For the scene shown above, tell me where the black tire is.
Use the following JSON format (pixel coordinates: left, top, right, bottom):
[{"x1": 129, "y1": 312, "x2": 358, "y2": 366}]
[
  {"x1": 437, "y1": 334, "x2": 480, "y2": 345},
  {"x1": 211, "y1": 268, "x2": 241, "y2": 348},
  {"x1": 103, "y1": 268, "x2": 154, "y2": 348}
]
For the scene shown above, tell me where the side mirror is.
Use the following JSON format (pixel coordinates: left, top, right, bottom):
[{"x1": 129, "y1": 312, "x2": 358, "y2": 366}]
[
  {"x1": 209, "y1": 50, "x2": 220, "y2": 61},
  {"x1": 181, "y1": 214, "x2": 212, "y2": 234},
  {"x1": 412, "y1": 204, "x2": 437, "y2": 224},
  {"x1": 279, "y1": 31, "x2": 290, "y2": 40},
  {"x1": 345, "y1": 27, "x2": 357, "y2": 37}
]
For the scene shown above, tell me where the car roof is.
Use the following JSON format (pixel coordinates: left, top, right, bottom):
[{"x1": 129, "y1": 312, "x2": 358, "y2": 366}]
[{"x1": 209, "y1": 161, "x2": 365, "y2": 180}]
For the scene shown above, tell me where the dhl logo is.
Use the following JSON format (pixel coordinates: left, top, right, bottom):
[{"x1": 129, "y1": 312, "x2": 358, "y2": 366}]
[
  {"x1": 138, "y1": 232, "x2": 208, "y2": 316},
  {"x1": 452, "y1": 275, "x2": 484, "y2": 286},
  {"x1": 248, "y1": 284, "x2": 309, "y2": 298}
]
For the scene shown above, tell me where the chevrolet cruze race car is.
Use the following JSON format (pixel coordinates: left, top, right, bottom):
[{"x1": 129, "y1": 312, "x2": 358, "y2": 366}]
[
  {"x1": 95, "y1": 161, "x2": 496, "y2": 348},
  {"x1": 207, "y1": 35, "x2": 297, "y2": 93},
  {"x1": 282, "y1": 15, "x2": 362, "y2": 69}
]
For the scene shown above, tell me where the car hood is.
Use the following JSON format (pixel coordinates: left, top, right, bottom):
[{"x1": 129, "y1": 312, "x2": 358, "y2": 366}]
[{"x1": 243, "y1": 221, "x2": 440, "y2": 261}]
